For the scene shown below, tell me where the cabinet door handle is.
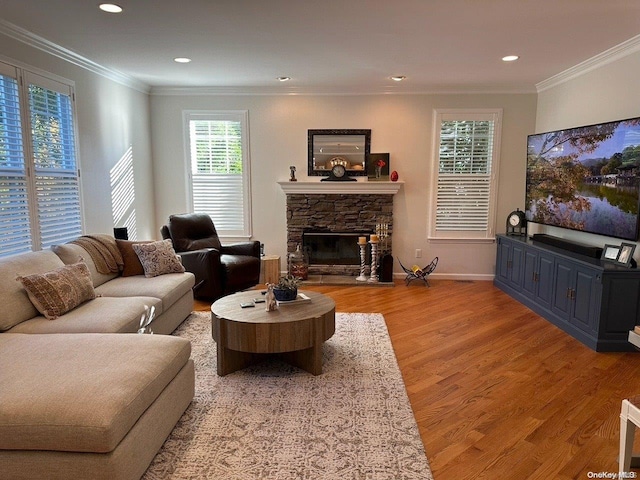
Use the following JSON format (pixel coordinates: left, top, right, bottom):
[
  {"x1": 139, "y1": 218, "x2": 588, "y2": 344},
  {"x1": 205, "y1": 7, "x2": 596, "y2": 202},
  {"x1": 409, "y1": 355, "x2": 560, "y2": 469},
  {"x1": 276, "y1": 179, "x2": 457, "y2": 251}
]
[
  {"x1": 566, "y1": 288, "x2": 572, "y2": 299},
  {"x1": 533, "y1": 272, "x2": 539, "y2": 282}
]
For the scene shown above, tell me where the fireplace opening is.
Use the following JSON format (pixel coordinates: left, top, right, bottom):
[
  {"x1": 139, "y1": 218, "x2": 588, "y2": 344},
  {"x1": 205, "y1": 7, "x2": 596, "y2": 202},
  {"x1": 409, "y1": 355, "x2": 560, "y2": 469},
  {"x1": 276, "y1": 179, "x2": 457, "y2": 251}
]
[{"x1": 303, "y1": 231, "x2": 371, "y2": 266}]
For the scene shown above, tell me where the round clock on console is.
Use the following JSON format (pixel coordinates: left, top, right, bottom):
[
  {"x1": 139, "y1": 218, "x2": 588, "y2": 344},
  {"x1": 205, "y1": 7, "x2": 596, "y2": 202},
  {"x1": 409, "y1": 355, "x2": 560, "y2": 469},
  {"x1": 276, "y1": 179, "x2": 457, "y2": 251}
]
[{"x1": 506, "y1": 209, "x2": 527, "y2": 236}]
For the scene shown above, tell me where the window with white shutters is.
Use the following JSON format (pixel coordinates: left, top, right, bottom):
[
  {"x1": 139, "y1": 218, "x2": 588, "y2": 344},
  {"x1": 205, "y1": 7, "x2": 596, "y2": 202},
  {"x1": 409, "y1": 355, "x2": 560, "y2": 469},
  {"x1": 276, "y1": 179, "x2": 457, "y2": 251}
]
[
  {"x1": 185, "y1": 111, "x2": 252, "y2": 238},
  {"x1": 0, "y1": 64, "x2": 29, "y2": 256},
  {"x1": 0, "y1": 62, "x2": 81, "y2": 258},
  {"x1": 429, "y1": 109, "x2": 502, "y2": 241}
]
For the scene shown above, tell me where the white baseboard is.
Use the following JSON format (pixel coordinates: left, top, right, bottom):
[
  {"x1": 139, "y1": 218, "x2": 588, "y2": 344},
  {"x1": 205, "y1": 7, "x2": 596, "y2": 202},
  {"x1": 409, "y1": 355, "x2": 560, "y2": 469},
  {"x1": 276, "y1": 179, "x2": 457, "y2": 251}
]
[{"x1": 393, "y1": 272, "x2": 494, "y2": 282}]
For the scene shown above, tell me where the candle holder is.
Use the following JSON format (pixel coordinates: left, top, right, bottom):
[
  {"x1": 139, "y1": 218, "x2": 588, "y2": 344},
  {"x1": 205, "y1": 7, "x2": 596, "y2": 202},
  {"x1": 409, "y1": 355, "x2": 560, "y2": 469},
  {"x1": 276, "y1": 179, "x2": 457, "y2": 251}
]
[
  {"x1": 376, "y1": 217, "x2": 393, "y2": 282},
  {"x1": 356, "y1": 240, "x2": 368, "y2": 282},
  {"x1": 368, "y1": 240, "x2": 379, "y2": 283},
  {"x1": 376, "y1": 218, "x2": 391, "y2": 253}
]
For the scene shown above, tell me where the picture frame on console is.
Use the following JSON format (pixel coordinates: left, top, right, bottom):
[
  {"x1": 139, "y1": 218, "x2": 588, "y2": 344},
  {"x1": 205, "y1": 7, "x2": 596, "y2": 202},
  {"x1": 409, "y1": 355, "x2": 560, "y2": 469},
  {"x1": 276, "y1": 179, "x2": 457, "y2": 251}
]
[
  {"x1": 602, "y1": 244, "x2": 621, "y2": 262},
  {"x1": 618, "y1": 242, "x2": 637, "y2": 267},
  {"x1": 601, "y1": 243, "x2": 636, "y2": 267}
]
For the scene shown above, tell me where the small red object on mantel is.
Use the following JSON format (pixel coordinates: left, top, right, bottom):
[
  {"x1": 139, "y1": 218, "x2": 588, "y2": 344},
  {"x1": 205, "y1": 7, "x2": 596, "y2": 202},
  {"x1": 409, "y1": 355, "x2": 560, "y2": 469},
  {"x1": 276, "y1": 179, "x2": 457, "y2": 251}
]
[{"x1": 390, "y1": 170, "x2": 399, "y2": 182}]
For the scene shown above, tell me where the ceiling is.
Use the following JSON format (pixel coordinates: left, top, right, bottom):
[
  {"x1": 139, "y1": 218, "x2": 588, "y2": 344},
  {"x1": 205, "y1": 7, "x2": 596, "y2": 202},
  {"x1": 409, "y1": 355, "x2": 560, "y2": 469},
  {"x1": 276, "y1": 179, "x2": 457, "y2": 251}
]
[{"x1": 1, "y1": 0, "x2": 640, "y2": 94}]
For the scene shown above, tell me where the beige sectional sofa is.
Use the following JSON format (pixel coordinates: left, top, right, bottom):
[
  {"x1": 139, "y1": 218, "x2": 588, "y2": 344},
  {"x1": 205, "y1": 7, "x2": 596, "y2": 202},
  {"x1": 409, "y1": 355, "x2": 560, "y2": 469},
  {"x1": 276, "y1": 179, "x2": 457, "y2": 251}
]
[{"x1": 0, "y1": 237, "x2": 197, "y2": 479}]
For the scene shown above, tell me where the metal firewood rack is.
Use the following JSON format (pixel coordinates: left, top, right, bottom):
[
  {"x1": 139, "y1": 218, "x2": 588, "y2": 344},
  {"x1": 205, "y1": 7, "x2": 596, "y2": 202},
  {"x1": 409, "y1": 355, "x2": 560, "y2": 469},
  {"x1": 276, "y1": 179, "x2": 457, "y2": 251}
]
[{"x1": 398, "y1": 257, "x2": 438, "y2": 287}]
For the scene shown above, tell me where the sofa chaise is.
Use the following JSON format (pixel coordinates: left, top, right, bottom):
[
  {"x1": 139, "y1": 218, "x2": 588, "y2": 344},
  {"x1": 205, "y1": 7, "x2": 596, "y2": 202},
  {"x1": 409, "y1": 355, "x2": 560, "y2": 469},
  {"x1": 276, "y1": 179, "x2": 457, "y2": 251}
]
[{"x1": 0, "y1": 236, "x2": 197, "y2": 479}]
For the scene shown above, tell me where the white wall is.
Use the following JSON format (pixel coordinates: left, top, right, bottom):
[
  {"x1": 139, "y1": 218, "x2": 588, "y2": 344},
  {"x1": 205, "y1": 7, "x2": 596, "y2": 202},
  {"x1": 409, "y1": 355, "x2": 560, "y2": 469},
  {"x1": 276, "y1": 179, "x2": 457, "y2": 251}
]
[
  {"x1": 151, "y1": 92, "x2": 536, "y2": 279},
  {"x1": 535, "y1": 49, "x2": 640, "y2": 258},
  {"x1": 1, "y1": 31, "x2": 539, "y2": 278},
  {"x1": 1, "y1": 34, "x2": 156, "y2": 240}
]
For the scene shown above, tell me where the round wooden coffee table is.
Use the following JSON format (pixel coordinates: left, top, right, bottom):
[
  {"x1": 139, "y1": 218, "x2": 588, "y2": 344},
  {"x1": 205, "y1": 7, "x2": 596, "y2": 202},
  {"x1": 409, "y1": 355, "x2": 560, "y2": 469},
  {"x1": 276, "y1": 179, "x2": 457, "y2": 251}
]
[{"x1": 211, "y1": 290, "x2": 335, "y2": 376}]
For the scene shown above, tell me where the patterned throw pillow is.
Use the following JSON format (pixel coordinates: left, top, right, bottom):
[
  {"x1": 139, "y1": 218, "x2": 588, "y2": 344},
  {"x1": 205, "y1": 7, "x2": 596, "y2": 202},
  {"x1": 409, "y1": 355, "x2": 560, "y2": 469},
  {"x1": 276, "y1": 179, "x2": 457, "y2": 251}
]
[
  {"x1": 132, "y1": 239, "x2": 185, "y2": 278},
  {"x1": 16, "y1": 261, "x2": 96, "y2": 320}
]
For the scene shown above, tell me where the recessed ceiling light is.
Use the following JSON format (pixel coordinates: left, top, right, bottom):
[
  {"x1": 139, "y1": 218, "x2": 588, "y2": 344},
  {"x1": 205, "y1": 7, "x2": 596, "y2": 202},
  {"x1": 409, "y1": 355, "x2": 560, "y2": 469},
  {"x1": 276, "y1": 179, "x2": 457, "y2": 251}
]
[
  {"x1": 99, "y1": 3, "x2": 123, "y2": 13},
  {"x1": 277, "y1": 76, "x2": 291, "y2": 82},
  {"x1": 391, "y1": 76, "x2": 406, "y2": 82},
  {"x1": 174, "y1": 57, "x2": 192, "y2": 63},
  {"x1": 502, "y1": 55, "x2": 519, "y2": 62}
]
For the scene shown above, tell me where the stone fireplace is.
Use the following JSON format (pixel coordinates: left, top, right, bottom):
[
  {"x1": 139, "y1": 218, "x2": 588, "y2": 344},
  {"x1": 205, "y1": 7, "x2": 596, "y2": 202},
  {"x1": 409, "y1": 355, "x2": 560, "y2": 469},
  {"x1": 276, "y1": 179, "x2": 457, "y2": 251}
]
[{"x1": 279, "y1": 182, "x2": 402, "y2": 275}]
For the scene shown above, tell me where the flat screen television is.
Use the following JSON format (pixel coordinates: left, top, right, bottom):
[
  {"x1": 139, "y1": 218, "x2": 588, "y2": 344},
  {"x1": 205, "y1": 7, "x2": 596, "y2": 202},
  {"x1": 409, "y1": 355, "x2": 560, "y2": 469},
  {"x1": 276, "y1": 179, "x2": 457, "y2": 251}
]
[{"x1": 525, "y1": 117, "x2": 640, "y2": 241}]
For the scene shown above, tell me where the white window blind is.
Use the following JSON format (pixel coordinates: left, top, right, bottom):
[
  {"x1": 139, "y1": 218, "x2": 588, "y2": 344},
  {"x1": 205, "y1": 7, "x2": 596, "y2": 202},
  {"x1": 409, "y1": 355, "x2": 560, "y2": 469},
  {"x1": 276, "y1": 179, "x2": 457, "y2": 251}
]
[
  {"x1": 430, "y1": 110, "x2": 502, "y2": 240},
  {"x1": 185, "y1": 111, "x2": 252, "y2": 238},
  {"x1": 0, "y1": 65, "x2": 30, "y2": 256},
  {"x1": 0, "y1": 63, "x2": 82, "y2": 258}
]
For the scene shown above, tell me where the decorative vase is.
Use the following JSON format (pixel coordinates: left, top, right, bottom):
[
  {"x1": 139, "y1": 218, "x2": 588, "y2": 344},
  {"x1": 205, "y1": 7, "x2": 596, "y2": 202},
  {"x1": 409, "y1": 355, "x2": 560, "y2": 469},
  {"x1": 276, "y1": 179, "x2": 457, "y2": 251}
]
[
  {"x1": 390, "y1": 170, "x2": 399, "y2": 182},
  {"x1": 137, "y1": 305, "x2": 155, "y2": 334},
  {"x1": 273, "y1": 287, "x2": 298, "y2": 302},
  {"x1": 380, "y1": 253, "x2": 394, "y2": 282},
  {"x1": 288, "y1": 243, "x2": 309, "y2": 280}
]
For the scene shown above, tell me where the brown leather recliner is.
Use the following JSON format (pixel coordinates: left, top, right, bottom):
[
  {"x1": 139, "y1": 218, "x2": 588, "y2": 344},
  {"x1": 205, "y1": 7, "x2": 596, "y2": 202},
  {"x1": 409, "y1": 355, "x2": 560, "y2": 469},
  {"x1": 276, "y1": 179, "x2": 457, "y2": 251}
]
[{"x1": 161, "y1": 213, "x2": 261, "y2": 300}]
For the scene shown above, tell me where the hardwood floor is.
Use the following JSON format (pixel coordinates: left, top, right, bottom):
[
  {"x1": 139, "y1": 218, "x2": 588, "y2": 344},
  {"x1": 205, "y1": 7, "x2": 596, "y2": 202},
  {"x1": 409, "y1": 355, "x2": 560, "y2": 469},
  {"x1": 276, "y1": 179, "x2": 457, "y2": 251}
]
[{"x1": 195, "y1": 280, "x2": 640, "y2": 479}]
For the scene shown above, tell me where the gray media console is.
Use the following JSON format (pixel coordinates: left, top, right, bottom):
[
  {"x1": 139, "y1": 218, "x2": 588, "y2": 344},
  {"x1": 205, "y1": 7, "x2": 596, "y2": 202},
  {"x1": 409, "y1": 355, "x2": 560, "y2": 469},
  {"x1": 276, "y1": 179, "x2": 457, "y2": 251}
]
[{"x1": 494, "y1": 234, "x2": 640, "y2": 352}]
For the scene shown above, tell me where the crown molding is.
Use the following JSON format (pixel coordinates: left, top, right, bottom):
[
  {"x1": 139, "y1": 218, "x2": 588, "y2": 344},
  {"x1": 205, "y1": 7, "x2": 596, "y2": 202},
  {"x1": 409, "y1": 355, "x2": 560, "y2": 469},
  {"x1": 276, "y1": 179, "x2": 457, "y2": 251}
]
[
  {"x1": 150, "y1": 85, "x2": 536, "y2": 96},
  {"x1": 0, "y1": 19, "x2": 150, "y2": 94},
  {"x1": 536, "y1": 34, "x2": 640, "y2": 93}
]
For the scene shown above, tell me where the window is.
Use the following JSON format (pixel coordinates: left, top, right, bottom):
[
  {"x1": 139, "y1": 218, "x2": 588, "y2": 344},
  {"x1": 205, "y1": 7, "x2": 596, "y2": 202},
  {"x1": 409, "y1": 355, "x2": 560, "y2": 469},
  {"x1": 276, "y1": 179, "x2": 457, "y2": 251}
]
[
  {"x1": 429, "y1": 109, "x2": 502, "y2": 241},
  {"x1": 0, "y1": 62, "x2": 81, "y2": 258},
  {"x1": 184, "y1": 110, "x2": 252, "y2": 239}
]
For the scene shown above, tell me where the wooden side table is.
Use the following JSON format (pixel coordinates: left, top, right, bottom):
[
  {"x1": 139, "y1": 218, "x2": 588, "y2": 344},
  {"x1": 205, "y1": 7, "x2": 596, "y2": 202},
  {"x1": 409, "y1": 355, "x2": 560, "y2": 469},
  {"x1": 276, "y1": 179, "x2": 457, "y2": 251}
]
[{"x1": 260, "y1": 255, "x2": 281, "y2": 284}]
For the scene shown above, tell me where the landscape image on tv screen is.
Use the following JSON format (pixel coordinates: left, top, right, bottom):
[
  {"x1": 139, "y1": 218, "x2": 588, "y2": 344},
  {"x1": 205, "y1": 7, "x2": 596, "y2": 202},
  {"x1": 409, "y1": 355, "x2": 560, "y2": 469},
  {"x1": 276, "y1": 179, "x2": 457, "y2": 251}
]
[{"x1": 526, "y1": 117, "x2": 640, "y2": 241}]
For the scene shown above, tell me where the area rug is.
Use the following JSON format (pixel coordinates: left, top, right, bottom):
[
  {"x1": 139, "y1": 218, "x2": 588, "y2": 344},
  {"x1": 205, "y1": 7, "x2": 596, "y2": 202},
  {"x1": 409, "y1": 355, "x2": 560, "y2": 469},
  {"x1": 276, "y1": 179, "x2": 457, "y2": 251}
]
[{"x1": 143, "y1": 311, "x2": 433, "y2": 480}]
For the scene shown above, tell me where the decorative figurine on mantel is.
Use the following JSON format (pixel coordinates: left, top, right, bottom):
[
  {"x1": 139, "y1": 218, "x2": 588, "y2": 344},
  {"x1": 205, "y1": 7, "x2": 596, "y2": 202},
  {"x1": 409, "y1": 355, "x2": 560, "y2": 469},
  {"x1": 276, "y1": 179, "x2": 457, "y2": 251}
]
[{"x1": 289, "y1": 165, "x2": 297, "y2": 182}]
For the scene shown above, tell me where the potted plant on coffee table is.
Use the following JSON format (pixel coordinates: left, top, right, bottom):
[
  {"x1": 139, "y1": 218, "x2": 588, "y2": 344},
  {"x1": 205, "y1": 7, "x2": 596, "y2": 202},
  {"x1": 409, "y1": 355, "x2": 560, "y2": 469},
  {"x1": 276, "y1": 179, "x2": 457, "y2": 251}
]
[{"x1": 272, "y1": 274, "x2": 301, "y2": 302}]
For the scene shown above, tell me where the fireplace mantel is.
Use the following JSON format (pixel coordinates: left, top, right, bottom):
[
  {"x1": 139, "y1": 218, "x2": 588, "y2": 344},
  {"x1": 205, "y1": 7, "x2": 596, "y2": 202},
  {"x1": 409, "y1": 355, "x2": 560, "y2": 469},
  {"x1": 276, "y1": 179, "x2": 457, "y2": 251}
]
[{"x1": 278, "y1": 180, "x2": 404, "y2": 195}]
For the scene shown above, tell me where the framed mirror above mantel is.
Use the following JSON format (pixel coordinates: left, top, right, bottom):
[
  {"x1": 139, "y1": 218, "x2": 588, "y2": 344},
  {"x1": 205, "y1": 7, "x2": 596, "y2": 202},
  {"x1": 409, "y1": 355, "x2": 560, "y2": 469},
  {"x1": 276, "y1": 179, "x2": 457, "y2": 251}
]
[{"x1": 308, "y1": 129, "x2": 371, "y2": 177}]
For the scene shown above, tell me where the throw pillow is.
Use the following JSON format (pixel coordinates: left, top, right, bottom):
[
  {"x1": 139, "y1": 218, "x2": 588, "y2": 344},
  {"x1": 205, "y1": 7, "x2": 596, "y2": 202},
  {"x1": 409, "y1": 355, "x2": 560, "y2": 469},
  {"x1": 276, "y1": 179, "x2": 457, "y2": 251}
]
[
  {"x1": 16, "y1": 261, "x2": 96, "y2": 320},
  {"x1": 116, "y1": 239, "x2": 151, "y2": 277},
  {"x1": 132, "y1": 239, "x2": 185, "y2": 278}
]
